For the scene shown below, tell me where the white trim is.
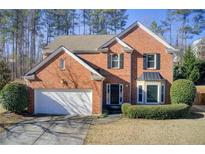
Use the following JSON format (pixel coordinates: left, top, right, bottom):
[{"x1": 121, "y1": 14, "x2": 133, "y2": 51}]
[
  {"x1": 136, "y1": 80, "x2": 165, "y2": 104},
  {"x1": 24, "y1": 46, "x2": 104, "y2": 80},
  {"x1": 24, "y1": 74, "x2": 35, "y2": 80},
  {"x1": 137, "y1": 22, "x2": 177, "y2": 52},
  {"x1": 161, "y1": 84, "x2": 165, "y2": 103},
  {"x1": 137, "y1": 85, "x2": 143, "y2": 103},
  {"x1": 119, "y1": 84, "x2": 123, "y2": 104},
  {"x1": 106, "y1": 83, "x2": 123, "y2": 105},
  {"x1": 145, "y1": 84, "x2": 160, "y2": 104},
  {"x1": 98, "y1": 21, "x2": 178, "y2": 53},
  {"x1": 146, "y1": 54, "x2": 157, "y2": 69},
  {"x1": 106, "y1": 84, "x2": 111, "y2": 105},
  {"x1": 115, "y1": 37, "x2": 133, "y2": 51},
  {"x1": 111, "y1": 53, "x2": 120, "y2": 69}
]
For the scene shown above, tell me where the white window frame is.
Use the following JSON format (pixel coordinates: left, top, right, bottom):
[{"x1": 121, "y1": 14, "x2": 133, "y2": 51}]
[
  {"x1": 111, "y1": 54, "x2": 120, "y2": 69},
  {"x1": 146, "y1": 54, "x2": 156, "y2": 69},
  {"x1": 137, "y1": 81, "x2": 165, "y2": 104},
  {"x1": 106, "y1": 84, "x2": 111, "y2": 105},
  {"x1": 137, "y1": 84, "x2": 144, "y2": 104},
  {"x1": 106, "y1": 83, "x2": 123, "y2": 105},
  {"x1": 161, "y1": 84, "x2": 165, "y2": 103},
  {"x1": 145, "y1": 84, "x2": 160, "y2": 104},
  {"x1": 119, "y1": 84, "x2": 123, "y2": 104},
  {"x1": 59, "y1": 59, "x2": 65, "y2": 70}
]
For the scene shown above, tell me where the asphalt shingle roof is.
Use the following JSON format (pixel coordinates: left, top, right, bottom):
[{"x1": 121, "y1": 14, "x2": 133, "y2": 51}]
[{"x1": 43, "y1": 35, "x2": 115, "y2": 54}]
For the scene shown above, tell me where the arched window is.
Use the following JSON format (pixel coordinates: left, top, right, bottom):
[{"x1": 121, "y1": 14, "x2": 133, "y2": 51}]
[{"x1": 111, "y1": 54, "x2": 119, "y2": 68}]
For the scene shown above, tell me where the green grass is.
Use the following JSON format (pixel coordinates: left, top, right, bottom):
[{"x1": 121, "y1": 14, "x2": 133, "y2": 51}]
[
  {"x1": 0, "y1": 104, "x2": 24, "y2": 133},
  {"x1": 85, "y1": 112, "x2": 205, "y2": 145}
]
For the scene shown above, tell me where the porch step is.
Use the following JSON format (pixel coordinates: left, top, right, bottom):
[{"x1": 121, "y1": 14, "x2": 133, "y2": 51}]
[{"x1": 105, "y1": 105, "x2": 122, "y2": 114}]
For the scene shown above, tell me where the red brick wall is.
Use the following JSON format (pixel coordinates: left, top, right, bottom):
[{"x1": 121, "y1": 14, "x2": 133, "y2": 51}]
[
  {"x1": 28, "y1": 25, "x2": 173, "y2": 114},
  {"x1": 121, "y1": 26, "x2": 173, "y2": 103},
  {"x1": 79, "y1": 43, "x2": 132, "y2": 104},
  {"x1": 79, "y1": 26, "x2": 173, "y2": 104},
  {"x1": 27, "y1": 51, "x2": 103, "y2": 114}
]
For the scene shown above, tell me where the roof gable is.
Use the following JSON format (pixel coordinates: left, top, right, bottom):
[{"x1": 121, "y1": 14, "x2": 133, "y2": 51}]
[
  {"x1": 98, "y1": 21, "x2": 178, "y2": 53},
  {"x1": 24, "y1": 46, "x2": 104, "y2": 80}
]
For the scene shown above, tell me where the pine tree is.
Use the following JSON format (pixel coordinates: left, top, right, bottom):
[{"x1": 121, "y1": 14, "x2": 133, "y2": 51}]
[
  {"x1": 107, "y1": 9, "x2": 128, "y2": 34},
  {"x1": 0, "y1": 60, "x2": 11, "y2": 90},
  {"x1": 149, "y1": 21, "x2": 164, "y2": 37}
]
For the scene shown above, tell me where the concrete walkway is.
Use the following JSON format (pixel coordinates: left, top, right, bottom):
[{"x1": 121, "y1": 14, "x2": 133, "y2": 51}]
[
  {"x1": 93, "y1": 114, "x2": 122, "y2": 125},
  {"x1": 192, "y1": 105, "x2": 205, "y2": 112},
  {"x1": 0, "y1": 116, "x2": 92, "y2": 145}
]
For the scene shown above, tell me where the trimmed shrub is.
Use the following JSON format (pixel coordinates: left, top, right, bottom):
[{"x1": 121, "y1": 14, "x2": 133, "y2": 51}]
[
  {"x1": 121, "y1": 103, "x2": 131, "y2": 117},
  {"x1": 171, "y1": 79, "x2": 196, "y2": 105},
  {"x1": 125, "y1": 104, "x2": 190, "y2": 120},
  {"x1": 0, "y1": 82, "x2": 29, "y2": 113}
]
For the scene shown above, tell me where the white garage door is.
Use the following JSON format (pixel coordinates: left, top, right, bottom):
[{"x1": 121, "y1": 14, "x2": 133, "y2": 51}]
[{"x1": 34, "y1": 89, "x2": 92, "y2": 115}]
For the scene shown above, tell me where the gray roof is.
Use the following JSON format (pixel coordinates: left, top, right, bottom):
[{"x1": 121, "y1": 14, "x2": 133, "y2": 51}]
[
  {"x1": 138, "y1": 72, "x2": 164, "y2": 81},
  {"x1": 44, "y1": 35, "x2": 115, "y2": 54},
  {"x1": 25, "y1": 46, "x2": 104, "y2": 80}
]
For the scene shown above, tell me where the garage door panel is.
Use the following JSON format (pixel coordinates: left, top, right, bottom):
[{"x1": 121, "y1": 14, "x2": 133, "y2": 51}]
[{"x1": 35, "y1": 89, "x2": 92, "y2": 115}]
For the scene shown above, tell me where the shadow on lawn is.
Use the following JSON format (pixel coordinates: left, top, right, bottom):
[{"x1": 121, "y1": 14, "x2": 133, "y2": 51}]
[
  {"x1": 0, "y1": 113, "x2": 92, "y2": 143},
  {"x1": 186, "y1": 112, "x2": 204, "y2": 119}
]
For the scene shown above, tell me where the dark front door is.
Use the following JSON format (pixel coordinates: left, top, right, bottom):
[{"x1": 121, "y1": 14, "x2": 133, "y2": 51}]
[{"x1": 110, "y1": 84, "x2": 119, "y2": 104}]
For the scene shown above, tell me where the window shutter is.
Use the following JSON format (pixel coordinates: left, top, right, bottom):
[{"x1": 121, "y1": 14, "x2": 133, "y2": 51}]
[
  {"x1": 143, "y1": 54, "x2": 147, "y2": 69},
  {"x1": 120, "y1": 53, "x2": 124, "y2": 69},
  {"x1": 156, "y1": 54, "x2": 160, "y2": 69},
  {"x1": 107, "y1": 53, "x2": 111, "y2": 68}
]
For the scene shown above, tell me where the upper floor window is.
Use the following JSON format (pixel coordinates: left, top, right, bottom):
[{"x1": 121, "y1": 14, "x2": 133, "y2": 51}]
[
  {"x1": 111, "y1": 54, "x2": 120, "y2": 68},
  {"x1": 147, "y1": 54, "x2": 156, "y2": 69},
  {"x1": 108, "y1": 53, "x2": 124, "y2": 69},
  {"x1": 143, "y1": 53, "x2": 160, "y2": 70},
  {"x1": 59, "y1": 59, "x2": 65, "y2": 70}
]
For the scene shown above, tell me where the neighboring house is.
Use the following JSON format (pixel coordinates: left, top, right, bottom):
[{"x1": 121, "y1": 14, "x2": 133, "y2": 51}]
[
  {"x1": 192, "y1": 38, "x2": 205, "y2": 60},
  {"x1": 24, "y1": 21, "x2": 178, "y2": 115}
]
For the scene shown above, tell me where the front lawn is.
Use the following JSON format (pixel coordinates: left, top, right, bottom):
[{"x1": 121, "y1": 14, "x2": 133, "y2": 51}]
[
  {"x1": 85, "y1": 112, "x2": 205, "y2": 144},
  {"x1": 0, "y1": 104, "x2": 24, "y2": 133}
]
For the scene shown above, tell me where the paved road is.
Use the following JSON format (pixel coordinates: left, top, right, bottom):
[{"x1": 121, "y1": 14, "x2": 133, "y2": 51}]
[{"x1": 0, "y1": 116, "x2": 92, "y2": 145}]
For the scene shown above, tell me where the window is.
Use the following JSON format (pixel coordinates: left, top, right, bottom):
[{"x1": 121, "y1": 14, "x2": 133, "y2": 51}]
[
  {"x1": 161, "y1": 85, "x2": 165, "y2": 103},
  {"x1": 147, "y1": 85, "x2": 158, "y2": 103},
  {"x1": 138, "y1": 85, "x2": 143, "y2": 102},
  {"x1": 111, "y1": 54, "x2": 120, "y2": 68},
  {"x1": 59, "y1": 59, "x2": 65, "y2": 70},
  {"x1": 147, "y1": 54, "x2": 156, "y2": 69},
  {"x1": 119, "y1": 84, "x2": 123, "y2": 103}
]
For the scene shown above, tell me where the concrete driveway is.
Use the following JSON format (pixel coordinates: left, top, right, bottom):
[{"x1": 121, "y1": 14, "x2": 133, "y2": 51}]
[{"x1": 0, "y1": 116, "x2": 92, "y2": 145}]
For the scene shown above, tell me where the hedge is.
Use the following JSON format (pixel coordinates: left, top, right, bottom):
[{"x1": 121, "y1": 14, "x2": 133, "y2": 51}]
[
  {"x1": 0, "y1": 82, "x2": 29, "y2": 113},
  {"x1": 121, "y1": 103, "x2": 131, "y2": 117},
  {"x1": 171, "y1": 79, "x2": 196, "y2": 106},
  {"x1": 121, "y1": 104, "x2": 190, "y2": 120}
]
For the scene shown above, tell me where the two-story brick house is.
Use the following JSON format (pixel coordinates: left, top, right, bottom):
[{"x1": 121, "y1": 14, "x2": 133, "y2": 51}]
[{"x1": 24, "y1": 21, "x2": 178, "y2": 115}]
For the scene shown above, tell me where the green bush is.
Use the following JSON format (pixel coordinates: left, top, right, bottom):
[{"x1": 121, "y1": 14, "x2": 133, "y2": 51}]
[
  {"x1": 125, "y1": 104, "x2": 190, "y2": 120},
  {"x1": 0, "y1": 82, "x2": 29, "y2": 113},
  {"x1": 170, "y1": 79, "x2": 196, "y2": 105},
  {"x1": 121, "y1": 103, "x2": 131, "y2": 117}
]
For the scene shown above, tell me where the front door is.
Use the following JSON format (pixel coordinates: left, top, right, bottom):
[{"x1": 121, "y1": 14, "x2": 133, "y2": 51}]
[
  {"x1": 106, "y1": 84, "x2": 123, "y2": 105},
  {"x1": 110, "y1": 84, "x2": 120, "y2": 104}
]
